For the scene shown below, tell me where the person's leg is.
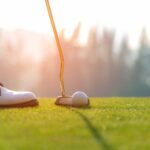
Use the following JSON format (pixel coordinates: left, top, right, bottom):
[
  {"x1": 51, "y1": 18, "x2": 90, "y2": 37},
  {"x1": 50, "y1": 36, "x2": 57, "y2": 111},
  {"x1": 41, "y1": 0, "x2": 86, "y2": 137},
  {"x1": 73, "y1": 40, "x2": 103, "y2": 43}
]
[{"x1": 0, "y1": 83, "x2": 38, "y2": 108}]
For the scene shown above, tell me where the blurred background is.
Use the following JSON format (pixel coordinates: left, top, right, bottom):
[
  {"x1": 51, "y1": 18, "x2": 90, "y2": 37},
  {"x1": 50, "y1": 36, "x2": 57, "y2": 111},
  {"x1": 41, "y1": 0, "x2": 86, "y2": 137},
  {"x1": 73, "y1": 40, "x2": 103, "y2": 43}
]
[{"x1": 0, "y1": 0, "x2": 150, "y2": 97}]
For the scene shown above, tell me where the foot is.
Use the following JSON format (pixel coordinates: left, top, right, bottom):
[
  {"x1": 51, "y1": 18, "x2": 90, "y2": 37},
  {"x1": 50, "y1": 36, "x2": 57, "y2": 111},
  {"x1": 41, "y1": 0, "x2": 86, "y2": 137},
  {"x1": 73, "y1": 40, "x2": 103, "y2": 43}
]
[{"x1": 0, "y1": 83, "x2": 38, "y2": 108}]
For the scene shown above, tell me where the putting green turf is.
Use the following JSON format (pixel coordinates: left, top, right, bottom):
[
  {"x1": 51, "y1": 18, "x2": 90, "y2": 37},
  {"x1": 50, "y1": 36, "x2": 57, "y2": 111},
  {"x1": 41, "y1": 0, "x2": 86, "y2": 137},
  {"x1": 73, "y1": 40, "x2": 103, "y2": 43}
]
[{"x1": 0, "y1": 98, "x2": 149, "y2": 150}]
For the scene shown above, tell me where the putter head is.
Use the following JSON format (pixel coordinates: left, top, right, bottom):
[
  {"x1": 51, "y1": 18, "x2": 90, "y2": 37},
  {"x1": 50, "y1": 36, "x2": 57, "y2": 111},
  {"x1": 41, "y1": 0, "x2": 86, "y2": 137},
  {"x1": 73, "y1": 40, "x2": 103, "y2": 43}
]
[{"x1": 55, "y1": 96, "x2": 90, "y2": 107}]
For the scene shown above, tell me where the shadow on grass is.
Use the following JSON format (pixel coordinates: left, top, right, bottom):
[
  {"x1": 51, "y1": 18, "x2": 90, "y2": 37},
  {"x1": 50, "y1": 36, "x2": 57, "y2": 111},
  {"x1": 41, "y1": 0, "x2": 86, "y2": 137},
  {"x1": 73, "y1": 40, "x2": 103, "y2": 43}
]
[{"x1": 74, "y1": 111, "x2": 113, "y2": 150}]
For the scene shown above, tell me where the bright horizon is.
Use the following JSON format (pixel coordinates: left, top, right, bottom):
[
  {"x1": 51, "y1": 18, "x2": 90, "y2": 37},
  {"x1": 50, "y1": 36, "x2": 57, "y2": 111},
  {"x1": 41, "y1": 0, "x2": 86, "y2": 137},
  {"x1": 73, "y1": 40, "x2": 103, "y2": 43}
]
[{"x1": 0, "y1": 0, "x2": 150, "y2": 48}]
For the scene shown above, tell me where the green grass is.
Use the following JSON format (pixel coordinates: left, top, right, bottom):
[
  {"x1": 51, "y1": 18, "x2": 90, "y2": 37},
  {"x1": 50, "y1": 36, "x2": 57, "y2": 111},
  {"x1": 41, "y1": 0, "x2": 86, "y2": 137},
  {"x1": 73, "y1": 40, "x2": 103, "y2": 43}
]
[{"x1": 0, "y1": 98, "x2": 150, "y2": 150}]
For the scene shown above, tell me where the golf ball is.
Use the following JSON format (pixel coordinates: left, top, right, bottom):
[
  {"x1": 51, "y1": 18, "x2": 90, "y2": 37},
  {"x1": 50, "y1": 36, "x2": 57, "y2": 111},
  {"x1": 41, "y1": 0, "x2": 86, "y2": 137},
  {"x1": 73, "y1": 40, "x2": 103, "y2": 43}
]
[{"x1": 72, "y1": 91, "x2": 89, "y2": 106}]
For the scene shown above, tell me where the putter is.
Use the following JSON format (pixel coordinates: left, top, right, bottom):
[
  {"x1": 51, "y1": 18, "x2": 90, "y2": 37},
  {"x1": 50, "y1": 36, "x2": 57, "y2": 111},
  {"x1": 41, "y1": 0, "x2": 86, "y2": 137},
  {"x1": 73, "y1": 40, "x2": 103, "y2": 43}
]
[{"x1": 45, "y1": 0, "x2": 89, "y2": 107}]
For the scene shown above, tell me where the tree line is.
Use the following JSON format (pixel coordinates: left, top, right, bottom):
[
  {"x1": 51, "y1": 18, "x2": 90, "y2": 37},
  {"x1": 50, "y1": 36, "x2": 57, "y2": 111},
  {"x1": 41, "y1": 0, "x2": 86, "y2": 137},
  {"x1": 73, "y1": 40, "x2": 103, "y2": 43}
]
[{"x1": 0, "y1": 27, "x2": 150, "y2": 96}]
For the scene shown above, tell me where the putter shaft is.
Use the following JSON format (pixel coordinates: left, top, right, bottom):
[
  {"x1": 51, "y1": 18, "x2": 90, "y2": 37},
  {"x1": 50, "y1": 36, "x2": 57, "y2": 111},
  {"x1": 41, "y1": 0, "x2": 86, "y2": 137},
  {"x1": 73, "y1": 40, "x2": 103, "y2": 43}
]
[{"x1": 45, "y1": 0, "x2": 66, "y2": 97}]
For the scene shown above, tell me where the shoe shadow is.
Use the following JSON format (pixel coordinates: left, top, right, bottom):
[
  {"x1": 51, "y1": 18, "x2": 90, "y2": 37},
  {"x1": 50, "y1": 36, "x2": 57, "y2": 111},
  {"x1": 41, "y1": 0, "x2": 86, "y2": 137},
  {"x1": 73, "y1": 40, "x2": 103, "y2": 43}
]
[{"x1": 74, "y1": 110, "x2": 113, "y2": 150}]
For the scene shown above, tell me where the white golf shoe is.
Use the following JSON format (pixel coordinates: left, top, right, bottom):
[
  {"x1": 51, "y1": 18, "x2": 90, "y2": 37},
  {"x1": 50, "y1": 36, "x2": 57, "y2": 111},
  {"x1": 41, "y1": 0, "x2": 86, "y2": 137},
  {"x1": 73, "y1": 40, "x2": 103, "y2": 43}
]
[{"x1": 0, "y1": 83, "x2": 38, "y2": 108}]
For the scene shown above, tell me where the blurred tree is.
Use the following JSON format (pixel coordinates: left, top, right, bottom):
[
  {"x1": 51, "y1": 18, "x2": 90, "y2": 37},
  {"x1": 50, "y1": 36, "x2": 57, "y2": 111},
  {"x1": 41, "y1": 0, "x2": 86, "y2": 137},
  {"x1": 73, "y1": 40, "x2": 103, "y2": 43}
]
[
  {"x1": 128, "y1": 28, "x2": 150, "y2": 96},
  {"x1": 140, "y1": 28, "x2": 148, "y2": 48},
  {"x1": 100, "y1": 29, "x2": 116, "y2": 95},
  {"x1": 86, "y1": 27, "x2": 102, "y2": 95},
  {"x1": 119, "y1": 36, "x2": 130, "y2": 65},
  {"x1": 70, "y1": 23, "x2": 81, "y2": 46},
  {"x1": 117, "y1": 36, "x2": 131, "y2": 95}
]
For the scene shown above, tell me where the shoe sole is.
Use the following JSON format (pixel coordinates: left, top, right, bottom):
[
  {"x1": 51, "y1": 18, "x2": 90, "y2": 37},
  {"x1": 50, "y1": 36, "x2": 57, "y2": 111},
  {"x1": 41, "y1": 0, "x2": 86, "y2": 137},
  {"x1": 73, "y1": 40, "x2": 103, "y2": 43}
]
[{"x1": 0, "y1": 99, "x2": 39, "y2": 108}]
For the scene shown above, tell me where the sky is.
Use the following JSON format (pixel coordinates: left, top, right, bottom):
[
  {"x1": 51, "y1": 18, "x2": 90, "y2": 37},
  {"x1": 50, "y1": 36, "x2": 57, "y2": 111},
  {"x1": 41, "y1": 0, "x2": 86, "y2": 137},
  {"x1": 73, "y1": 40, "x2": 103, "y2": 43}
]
[{"x1": 0, "y1": 0, "x2": 150, "y2": 48}]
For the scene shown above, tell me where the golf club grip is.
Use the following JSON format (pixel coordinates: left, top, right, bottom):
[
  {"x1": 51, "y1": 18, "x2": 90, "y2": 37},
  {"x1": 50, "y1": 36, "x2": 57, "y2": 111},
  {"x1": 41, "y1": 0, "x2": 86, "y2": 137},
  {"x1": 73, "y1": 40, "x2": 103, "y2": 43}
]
[{"x1": 45, "y1": 0, "x2": 66, "y2": 96}]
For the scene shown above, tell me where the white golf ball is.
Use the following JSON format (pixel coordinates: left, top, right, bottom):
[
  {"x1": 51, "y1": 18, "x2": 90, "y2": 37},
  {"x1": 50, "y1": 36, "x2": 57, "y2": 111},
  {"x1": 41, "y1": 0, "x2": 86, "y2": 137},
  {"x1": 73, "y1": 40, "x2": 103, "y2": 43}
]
[{"x1": 72, "y1": 91, "x2": 89, "y2": 106}]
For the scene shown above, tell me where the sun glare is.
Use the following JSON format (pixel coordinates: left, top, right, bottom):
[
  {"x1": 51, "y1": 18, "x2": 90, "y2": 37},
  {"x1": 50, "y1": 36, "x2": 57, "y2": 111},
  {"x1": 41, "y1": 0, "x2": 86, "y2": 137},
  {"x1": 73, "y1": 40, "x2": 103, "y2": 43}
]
[{"x1": 0, "y1": 0, "x2": 150, "y2": 48}]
